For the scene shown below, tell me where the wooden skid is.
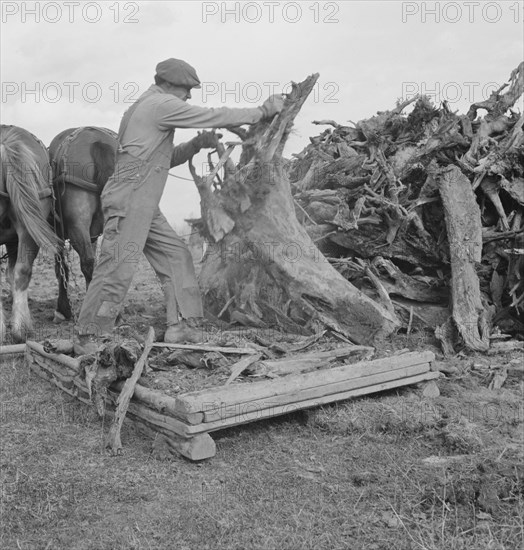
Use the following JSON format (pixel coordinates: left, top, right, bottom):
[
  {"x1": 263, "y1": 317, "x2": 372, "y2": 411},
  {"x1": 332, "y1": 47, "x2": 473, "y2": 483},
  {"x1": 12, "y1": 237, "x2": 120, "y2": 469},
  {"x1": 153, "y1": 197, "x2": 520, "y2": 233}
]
[
  {"x1": 25, "y1": 342, "x2": 437, "y2": 461},
  {"x1": 193, "y1": 371, "x2": 441, "y2": 434},
  {"x1": 175, "y1": 351, "x2": 435, "y2": 414},
  {"x1": 202, "y1": 363, "x2": 431, "y2": 423}
]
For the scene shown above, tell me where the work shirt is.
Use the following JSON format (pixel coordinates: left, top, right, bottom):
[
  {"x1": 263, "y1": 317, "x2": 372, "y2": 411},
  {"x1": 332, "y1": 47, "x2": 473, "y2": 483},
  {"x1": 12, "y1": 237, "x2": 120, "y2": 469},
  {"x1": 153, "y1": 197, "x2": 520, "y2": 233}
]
[
  {"x1": 102, "y1": 84, "x2": 264, "y2": 218},
  {"x1": 119, "y1": 84, "x2": 263, "y2": 166}
]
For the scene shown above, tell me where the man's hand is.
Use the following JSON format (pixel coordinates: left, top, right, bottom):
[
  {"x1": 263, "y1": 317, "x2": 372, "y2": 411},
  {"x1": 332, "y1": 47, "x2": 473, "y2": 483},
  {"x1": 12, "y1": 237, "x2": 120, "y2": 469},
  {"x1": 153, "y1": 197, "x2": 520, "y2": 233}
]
[
  {"x1": 259, "y1": 94, "x2": 285, "y2": 119},
  {"x1": 191, "y1": 130, "x2": 221, "y2": 152},
  {"x1": 171, "y1": 132, "x2": 222, "y2": 168}
]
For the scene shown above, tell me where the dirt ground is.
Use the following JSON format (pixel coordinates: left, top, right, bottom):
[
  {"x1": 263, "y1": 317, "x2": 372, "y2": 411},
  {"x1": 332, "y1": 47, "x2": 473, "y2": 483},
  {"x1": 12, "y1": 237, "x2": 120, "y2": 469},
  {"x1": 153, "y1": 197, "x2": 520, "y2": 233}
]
[{"x1": 0, "y1": 249, "x2": 523, "y2": 550}]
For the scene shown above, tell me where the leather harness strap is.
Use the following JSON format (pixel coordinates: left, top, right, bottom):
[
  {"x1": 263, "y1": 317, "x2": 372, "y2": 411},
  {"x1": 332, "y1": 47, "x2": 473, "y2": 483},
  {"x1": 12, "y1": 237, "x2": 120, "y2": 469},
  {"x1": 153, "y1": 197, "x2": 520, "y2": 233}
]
[
  {"x1": 52, "y1": 126, "x2": 118, "y2": 196},
  {"x1": 0, "y1": 187, "x2": 51, "y2": 202},
  {"x1": 54, "y1": 174, "x2": 99, "y2": 194}
]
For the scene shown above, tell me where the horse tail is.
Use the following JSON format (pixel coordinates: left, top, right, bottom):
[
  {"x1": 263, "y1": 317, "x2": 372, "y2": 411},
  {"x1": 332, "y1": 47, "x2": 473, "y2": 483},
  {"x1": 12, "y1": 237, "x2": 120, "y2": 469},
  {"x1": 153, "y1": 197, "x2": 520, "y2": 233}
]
[
  {"x1": 90, "y1": 141, "x2": 116, "y2": 189},
  {"x1": 0, "y1": 131, "x2": 60, "y2": 254}
]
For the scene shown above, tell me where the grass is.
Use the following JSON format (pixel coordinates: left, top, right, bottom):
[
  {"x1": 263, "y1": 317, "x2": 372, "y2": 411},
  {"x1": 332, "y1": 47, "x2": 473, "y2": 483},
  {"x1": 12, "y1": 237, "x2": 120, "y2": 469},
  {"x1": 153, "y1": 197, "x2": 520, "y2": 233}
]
[
  {"x1": 1, "y1": 351, "x2": 523, "y2": 550},
  {"x1": 1, "y1": 254, "x2": 523, "y2": 549}
]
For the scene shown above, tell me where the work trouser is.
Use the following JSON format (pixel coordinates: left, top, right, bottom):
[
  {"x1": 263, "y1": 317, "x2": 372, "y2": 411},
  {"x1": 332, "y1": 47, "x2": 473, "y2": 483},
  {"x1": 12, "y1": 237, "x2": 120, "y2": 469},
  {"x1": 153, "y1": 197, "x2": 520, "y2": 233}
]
[{"x1": 76, "y1": 152, "x2": 203, "y2": 337}]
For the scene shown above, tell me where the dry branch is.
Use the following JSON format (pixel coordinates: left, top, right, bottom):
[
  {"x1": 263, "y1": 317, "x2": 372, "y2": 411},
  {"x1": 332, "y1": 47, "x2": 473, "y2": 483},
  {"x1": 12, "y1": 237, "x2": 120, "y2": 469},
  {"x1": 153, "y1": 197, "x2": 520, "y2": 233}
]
[{"x1": 106, "y1": 327, "x2": 155, "y2": 455}]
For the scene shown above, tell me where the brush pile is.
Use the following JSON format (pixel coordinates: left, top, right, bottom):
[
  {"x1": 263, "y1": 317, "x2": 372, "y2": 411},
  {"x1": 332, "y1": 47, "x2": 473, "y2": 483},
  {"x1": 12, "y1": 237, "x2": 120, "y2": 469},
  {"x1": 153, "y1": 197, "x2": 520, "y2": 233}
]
[{"x1": 288, "y1": 63, "x2": 523, "y2": 351}]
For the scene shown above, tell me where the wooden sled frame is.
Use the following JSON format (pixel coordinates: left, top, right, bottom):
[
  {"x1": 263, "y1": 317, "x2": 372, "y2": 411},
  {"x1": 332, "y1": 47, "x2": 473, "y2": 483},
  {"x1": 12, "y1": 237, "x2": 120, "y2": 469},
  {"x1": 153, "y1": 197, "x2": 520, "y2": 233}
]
[{"x1": 24, "y1": 341, "x2": 439, "y2": 461}]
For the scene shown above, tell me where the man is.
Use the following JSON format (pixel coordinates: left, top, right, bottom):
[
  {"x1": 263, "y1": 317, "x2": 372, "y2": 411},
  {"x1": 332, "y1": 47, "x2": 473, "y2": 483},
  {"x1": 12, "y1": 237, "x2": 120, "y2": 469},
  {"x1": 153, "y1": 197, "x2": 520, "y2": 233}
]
[{"x1": 75, "y1": 58, "x2": 284, "y2": 353}]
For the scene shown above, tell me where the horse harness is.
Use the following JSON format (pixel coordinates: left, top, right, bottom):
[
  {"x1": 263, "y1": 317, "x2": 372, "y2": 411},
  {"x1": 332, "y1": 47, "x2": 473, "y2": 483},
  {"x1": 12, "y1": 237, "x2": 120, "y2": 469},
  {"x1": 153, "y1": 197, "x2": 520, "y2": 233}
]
[{"x1": 51, "y1": 126, "x2": 118, "y2": 196}]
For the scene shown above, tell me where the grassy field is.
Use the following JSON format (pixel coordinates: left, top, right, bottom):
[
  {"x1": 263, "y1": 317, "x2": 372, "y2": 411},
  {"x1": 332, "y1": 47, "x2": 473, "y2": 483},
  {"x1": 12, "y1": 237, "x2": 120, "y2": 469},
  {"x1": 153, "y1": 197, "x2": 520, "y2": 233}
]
[{"x1": 0, "y1": 253, "x2": 523, "y2": 550}]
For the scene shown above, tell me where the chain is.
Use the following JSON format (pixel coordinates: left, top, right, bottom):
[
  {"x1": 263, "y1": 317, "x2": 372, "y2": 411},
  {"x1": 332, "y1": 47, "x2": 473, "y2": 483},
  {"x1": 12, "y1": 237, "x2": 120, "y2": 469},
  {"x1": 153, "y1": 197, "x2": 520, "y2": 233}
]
[
  {"x1": 64, "y1": 241, "x2": 82, "y2": 324},
  {"x1": 53, "y1": 242, "x2": 73, "y2": 323},
  {"x1": 51, "y1": 179, "x2": 82, "y2": 325}
]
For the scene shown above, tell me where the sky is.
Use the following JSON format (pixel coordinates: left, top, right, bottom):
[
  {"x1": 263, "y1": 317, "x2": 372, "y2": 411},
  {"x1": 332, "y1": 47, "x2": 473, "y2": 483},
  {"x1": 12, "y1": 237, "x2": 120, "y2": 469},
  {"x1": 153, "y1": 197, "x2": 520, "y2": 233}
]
[{"x1": 1, "y1": 0, "x2": 523, "y2": 228}]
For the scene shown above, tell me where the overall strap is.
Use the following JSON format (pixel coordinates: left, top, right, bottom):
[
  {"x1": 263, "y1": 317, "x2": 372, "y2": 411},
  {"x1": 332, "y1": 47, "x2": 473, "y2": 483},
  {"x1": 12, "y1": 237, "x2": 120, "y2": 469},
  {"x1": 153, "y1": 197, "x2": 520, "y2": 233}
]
[
  {"x1": 117, "y1": 90, "x2": 172, "y2": 164},
  {"x1": 117, "y1": 92, "x2": 155, "y2": 148},
  {"x1": 117, "y1": 98, "x2": 146, "y2": 143}
]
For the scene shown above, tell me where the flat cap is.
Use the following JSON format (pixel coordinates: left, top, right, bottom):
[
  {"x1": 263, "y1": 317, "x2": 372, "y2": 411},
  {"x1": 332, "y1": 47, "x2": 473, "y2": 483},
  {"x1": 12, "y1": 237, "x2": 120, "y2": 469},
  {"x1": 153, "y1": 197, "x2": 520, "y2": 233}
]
[{"x1": 155, "y1": 58, "x2": 201, "y2": 89}]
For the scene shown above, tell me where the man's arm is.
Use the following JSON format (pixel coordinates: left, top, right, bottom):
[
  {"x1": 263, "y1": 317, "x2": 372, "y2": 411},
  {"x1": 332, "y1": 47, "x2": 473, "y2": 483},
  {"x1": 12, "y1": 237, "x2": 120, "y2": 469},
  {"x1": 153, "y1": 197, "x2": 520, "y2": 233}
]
[
  {"x1": 157, "y1": 96, "x2": 263, "y2": 129},
  {"x1": 170, "y1": 131, "x2": 221, "y2": 168},
  {"x1": 170, "y1": 140, "x2": 199, "y2": 168},
  {"x1": 156, "y1": 95, "x2": 284, "y2": 130}
]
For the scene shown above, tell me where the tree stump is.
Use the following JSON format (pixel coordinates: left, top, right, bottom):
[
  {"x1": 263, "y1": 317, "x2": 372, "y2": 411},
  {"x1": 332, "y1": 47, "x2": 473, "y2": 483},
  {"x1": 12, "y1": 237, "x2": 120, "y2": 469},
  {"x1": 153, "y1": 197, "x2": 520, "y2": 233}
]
[{"x1": 191, "y1": 74, "x2": 399, "y2": 345}]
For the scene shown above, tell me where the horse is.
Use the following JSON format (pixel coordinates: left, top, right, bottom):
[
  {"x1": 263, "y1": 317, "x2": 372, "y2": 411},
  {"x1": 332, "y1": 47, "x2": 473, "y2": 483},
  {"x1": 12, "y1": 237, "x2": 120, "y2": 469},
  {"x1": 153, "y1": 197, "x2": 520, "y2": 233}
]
[
  {"x1": 48, "y1": 127, "x2": 117, "y2": 322},
  {"x1": 0, "y1": 125, "x2": 60, "y2": 343}
]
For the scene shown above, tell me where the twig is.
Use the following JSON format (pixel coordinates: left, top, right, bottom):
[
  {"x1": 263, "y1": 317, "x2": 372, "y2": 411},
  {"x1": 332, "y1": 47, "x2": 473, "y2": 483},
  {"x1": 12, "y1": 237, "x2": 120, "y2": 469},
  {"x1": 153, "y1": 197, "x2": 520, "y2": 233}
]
[
  {"x1": 483, "y1": 228, "x2": 524, "y2": 244},
  {"x1": 294, "y1": 199, "x2": 318, "y2": 225},
  {"x1": 407, "y1": 306, "x2": 414, "y2": 335},
  {"x1": 218, "y1": 295, "x2": 236, "y2": 318},
  {"x1": 312, "y1": 120, "x2": 340, "y2": 128},
  {"x1": 392, "y1": 94, "x2": 420, "y2": 114},
  {"x1": 105, "y1": 327, "x2": 155, "y2": 456},
  {"x1": 313, "y1": 231, "x2": 337, "y2": 243}
]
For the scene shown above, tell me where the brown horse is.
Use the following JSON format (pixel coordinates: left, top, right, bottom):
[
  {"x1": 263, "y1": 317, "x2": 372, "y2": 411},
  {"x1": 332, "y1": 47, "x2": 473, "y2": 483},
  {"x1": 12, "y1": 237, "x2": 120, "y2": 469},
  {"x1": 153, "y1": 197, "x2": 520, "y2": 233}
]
[
  {"x1": 0, "y1": 125, "x2": 60, "y2": 343},
  {"x1": 48, "y1": 127, "x2": 117, "y2": 322}
]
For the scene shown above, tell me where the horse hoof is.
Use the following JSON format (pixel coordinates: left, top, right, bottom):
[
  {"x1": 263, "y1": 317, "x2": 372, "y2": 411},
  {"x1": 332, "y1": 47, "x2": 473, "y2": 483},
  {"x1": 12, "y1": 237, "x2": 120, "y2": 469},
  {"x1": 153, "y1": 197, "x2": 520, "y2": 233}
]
[{"x1": 53, "y1": 311, "x2": 67, "y2": 324}]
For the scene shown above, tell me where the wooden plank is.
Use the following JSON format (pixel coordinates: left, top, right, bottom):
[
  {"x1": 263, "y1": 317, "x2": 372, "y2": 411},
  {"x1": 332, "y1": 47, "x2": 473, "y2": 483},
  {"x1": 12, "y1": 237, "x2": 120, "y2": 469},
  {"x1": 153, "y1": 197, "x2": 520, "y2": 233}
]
[
  {"x1": 188, "y1": 371, "x2": 440, "y2": 434},
  {"x1": 0, "y1": 344, "x2": 26, "y2": 356},
  {"x1": 153, "y1": 342, "x2": 258, "y2": 355},
  {"x1": 265, "y1": 345, "x2": 374, "y2": 364},
  {"x1": 203, "y1": 363, "x2": 430, "y2": 422},
  {"x1": 176, "y1": 351, "x2": 435, "y2": 414},
  {"x1": 252, "y1": 345, "x2": 374, "y2": 377}
]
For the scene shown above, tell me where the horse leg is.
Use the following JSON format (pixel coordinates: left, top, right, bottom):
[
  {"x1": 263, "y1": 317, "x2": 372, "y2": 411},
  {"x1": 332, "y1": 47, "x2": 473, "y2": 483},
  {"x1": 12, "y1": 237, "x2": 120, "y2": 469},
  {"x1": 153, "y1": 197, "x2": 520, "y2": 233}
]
[
  {"x1": 54, "y1": 245, "x2": 71, "y2": 322},
  {"x1": 6, "y1": 241, "x2": 17, "y2": 288},
  {"x1": 10, "y1": 231, "x2": 38, "y2": 342},
  {"x1": 2, "y1": 241, "x2": 18, "y2": 342},
  {"x1": 72, "y1": 226, "x2": 96, "y2": 288},
  {"x1": 55, "y1": 221, "x2": 95, "y2": 322},
  {"x1": 0, "y1": 271, "x2": 5, "y2": 344},
  {"x1": 0, "y1": 298, "x2": 5, "y2": 344}
]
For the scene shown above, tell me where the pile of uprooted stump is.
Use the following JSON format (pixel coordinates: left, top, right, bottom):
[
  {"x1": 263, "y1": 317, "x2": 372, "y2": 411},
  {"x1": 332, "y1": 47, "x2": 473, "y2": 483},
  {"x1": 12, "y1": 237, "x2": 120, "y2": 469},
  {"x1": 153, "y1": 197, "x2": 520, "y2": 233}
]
[{"x1": 288, "y1": 63, "x2": 523, "y2": 353}]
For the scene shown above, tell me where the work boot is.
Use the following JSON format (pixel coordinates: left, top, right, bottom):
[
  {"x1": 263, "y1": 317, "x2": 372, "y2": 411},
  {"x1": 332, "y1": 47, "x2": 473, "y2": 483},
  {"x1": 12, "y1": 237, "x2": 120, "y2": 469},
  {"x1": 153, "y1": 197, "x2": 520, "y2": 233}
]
[
  {"x1": 73, "y1": 334, "x2": 102, "y2": 356},
  {"x1": 164, "y1": 320, "x2": 203, "y2": 344}
]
